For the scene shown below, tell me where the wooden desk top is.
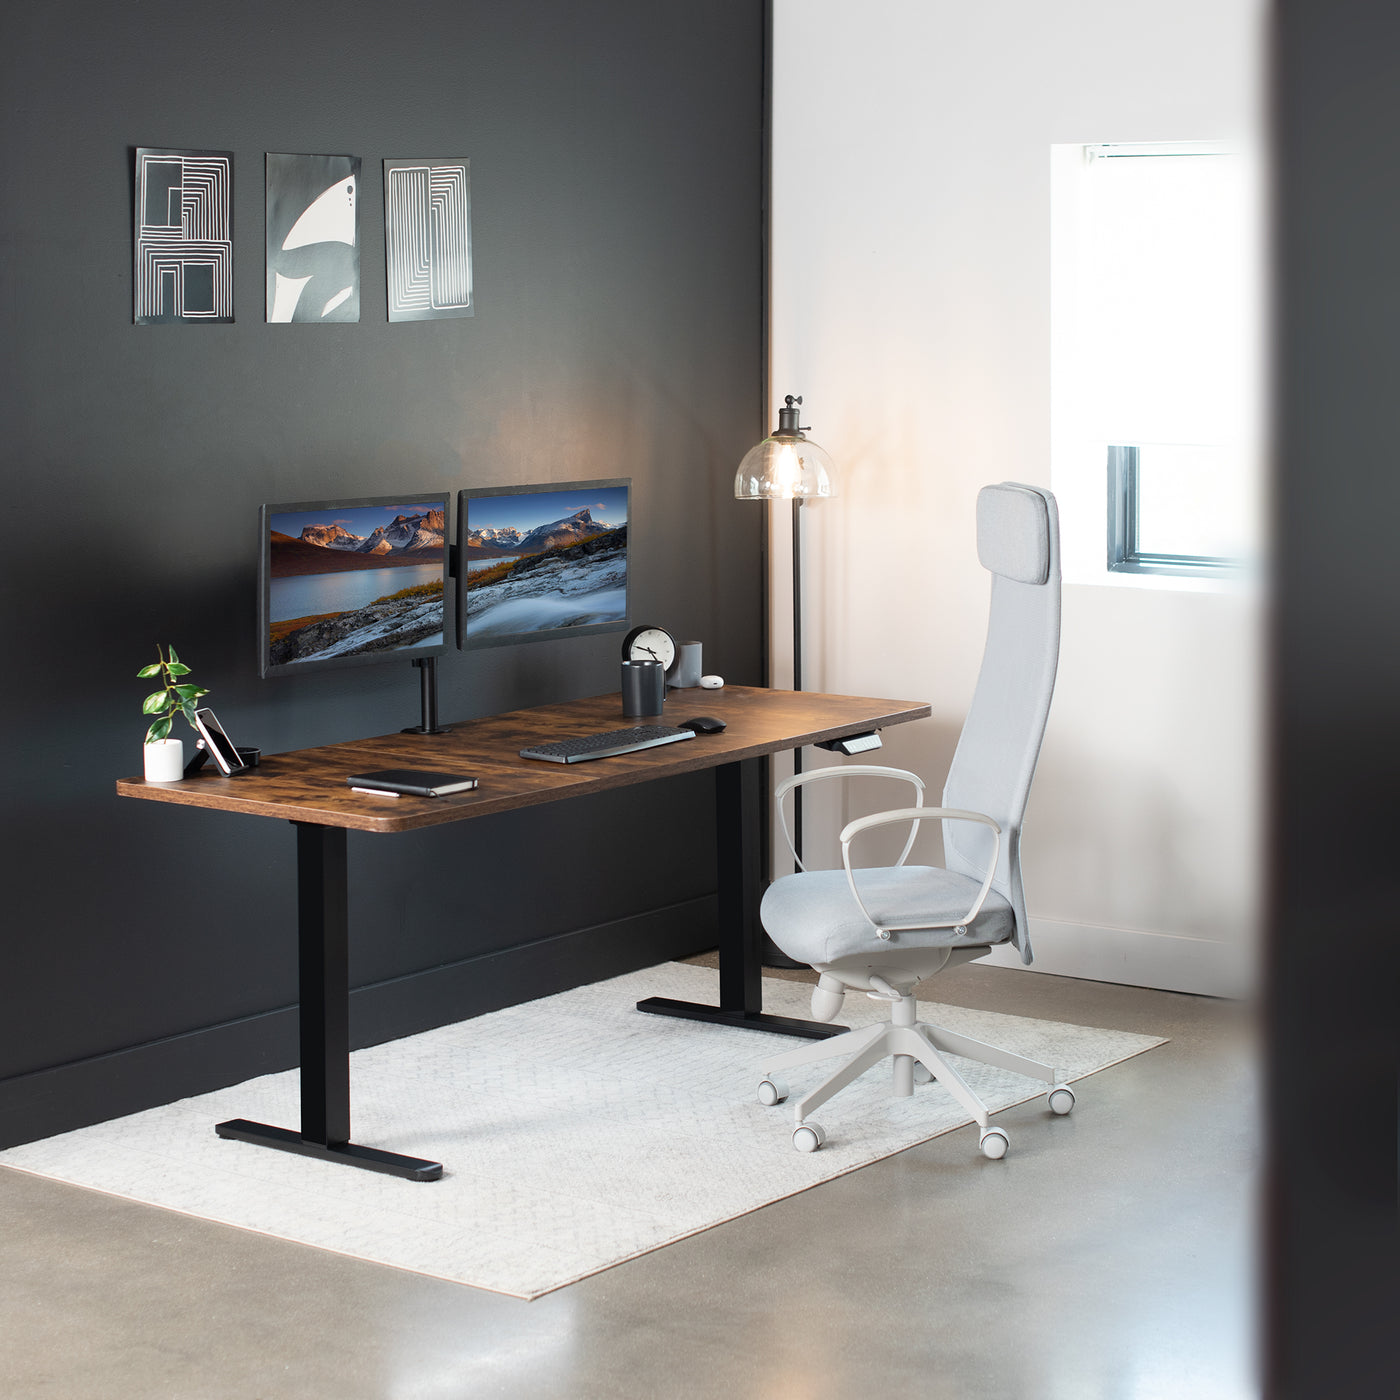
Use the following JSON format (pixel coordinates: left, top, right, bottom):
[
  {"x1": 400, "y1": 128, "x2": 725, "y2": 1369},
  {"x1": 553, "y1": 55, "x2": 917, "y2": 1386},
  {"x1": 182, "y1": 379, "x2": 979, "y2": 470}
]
[{"x1": 114, "y1": 685, "x2": 931, "y2": 834}]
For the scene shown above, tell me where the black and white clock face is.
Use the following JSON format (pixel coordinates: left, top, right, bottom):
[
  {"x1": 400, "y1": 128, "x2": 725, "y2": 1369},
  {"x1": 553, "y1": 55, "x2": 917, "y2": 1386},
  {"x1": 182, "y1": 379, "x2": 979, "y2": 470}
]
[{"x1": 622, "y1": 624, "x2": 677, "y2": 672}]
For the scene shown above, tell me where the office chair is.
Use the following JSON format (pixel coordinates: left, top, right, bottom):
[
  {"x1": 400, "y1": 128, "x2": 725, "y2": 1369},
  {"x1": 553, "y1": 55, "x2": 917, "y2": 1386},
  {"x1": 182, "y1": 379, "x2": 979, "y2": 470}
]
[{"x1": 756, "y1": 482, "x2": 1070, "y2": 1157}]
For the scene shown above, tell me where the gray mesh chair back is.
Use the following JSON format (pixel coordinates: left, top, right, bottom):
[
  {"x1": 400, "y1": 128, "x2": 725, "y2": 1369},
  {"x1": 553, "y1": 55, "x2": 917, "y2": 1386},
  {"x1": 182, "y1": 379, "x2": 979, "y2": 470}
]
[{"x1": 941, "y1": 483, "x2": 1061, "y2": 963}]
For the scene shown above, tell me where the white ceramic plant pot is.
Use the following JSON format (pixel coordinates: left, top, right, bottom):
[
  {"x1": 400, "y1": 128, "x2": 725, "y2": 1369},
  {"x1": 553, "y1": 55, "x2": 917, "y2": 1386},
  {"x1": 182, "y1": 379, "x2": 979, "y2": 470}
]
[{"x1": 143, "y1": 737, "x2": 185, "y2": 782}]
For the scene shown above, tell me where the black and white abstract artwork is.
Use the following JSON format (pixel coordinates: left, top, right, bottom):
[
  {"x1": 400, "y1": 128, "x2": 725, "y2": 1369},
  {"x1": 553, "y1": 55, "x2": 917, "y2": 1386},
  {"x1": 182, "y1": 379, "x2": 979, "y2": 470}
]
[
  {"x1": 383, "y1": 159, "x2": 473, "y2": 322},
  {"x1": 134, "y1": 148, "x2": 234, "y2": 324},
  {"x1": 265, "y1": 153, "x2": 361, "y2": 323}
]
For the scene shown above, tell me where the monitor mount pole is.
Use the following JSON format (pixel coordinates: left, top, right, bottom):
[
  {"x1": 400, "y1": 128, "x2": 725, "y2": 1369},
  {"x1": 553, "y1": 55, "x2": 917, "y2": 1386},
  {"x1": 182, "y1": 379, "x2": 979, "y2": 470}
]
[{"x1": 402, "y1": 657, "x2": 451, "y2": 736}]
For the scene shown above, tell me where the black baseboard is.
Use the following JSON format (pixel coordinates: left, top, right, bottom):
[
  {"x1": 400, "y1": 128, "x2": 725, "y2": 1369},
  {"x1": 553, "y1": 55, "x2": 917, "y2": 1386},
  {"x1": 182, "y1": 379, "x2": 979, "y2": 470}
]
[{"x1": 0, "y1": 896, "x2": 716, "y2": 1151}]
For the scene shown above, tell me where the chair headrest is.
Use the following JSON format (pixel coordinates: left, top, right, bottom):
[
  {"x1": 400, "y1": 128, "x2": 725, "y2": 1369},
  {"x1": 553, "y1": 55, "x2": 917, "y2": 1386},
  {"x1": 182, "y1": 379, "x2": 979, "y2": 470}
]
[{"x1": 976, "y1": 483, "x2": 1051, "y2": 584}]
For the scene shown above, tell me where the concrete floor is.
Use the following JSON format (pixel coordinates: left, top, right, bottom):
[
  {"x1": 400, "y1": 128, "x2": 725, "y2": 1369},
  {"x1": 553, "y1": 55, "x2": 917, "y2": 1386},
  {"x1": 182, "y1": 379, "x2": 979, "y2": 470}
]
[{"x1": 0, "y1": 962, "x2": 1256, "y2": 1400}]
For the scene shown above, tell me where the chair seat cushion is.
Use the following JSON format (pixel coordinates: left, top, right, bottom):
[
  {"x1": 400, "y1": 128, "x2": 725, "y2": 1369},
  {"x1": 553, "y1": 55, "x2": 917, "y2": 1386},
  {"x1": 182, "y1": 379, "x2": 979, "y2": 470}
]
[{"x1": 760, "y1": 865, "x2": 1015, "y2": 966}]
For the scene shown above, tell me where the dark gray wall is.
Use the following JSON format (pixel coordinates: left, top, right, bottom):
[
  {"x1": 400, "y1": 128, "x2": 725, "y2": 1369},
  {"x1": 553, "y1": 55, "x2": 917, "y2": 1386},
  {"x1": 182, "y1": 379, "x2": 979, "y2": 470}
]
[
  {"x1": 0, "y1": 1, "x2": 764, "y2": 1145},
  {"x1": 1269, "y1": 1, "x2": 1399, "y2": 1389}
]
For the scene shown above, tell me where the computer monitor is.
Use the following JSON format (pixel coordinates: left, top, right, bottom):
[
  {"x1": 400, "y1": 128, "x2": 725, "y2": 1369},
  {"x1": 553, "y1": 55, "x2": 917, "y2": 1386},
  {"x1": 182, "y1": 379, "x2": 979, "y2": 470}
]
[
  {"x1": 456, "y1": 479, "x2": 629, "y2": 649},
  {"x1": 258, "y1": 494, "x2": 450, "y2": 679}
]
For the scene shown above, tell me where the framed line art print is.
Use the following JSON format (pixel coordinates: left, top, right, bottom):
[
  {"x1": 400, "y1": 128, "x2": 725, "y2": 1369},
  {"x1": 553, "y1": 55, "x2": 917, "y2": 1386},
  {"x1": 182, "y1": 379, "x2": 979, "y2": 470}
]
[{"x1": 384, "y1": 158, "x2": 473, "y2": 322}]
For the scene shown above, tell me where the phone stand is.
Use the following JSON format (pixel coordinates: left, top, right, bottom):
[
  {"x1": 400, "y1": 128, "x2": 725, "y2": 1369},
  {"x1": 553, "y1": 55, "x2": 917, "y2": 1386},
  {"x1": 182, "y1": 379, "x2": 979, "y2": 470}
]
[{"x1": 183, "y1": 741, "x2": 259, "y2": 778}]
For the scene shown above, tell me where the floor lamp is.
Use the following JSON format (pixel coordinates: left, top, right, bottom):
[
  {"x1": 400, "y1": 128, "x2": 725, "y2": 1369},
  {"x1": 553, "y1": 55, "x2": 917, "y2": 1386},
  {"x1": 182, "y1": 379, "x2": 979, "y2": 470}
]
[{"x1": 735, "y1": 393, "x2": 837, "y2": 875}]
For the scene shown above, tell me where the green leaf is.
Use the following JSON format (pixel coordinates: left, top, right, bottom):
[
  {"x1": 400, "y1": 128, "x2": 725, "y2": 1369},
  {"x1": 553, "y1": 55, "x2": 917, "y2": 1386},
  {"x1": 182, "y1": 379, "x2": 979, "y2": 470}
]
[
  {"x1": 142, "y1": 691, "x2": 170, "y2": 715},
  {"x1": 166, "y1": 663, "x2": 191, "y2": 676},
  {"x1": 180, "y1": 701, "x2": 198, "y2": 724},
  {"x1": 173, "y1": 684, "x2": 202, "y2": 700},
  {"x1": 146, "y1": 717, "x2": 172, "y2": 743},
  {"x1": 137, "y1": 663, "x2": 163, "y2": 678},
  {"x1": 167, "y1": 645, "x2": 180, "y2": 665}
]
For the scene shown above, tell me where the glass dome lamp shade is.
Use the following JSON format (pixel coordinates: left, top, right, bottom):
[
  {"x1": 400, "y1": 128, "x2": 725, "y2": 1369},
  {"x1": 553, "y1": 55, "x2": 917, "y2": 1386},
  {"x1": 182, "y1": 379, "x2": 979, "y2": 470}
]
[
  {"x1": 734, "y1": 435, "x2": 837, "y2": 499},
  {"x1": 734, "y1": 395, "x2": 837, "y2": 500}
]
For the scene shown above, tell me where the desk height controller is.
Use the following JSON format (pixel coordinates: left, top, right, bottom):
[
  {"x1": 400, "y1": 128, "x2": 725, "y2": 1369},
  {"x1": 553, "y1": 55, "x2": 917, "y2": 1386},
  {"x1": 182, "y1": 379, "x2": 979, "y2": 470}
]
[{"x1": 816, "y1": 730, "x2": 882, "y2": 756}]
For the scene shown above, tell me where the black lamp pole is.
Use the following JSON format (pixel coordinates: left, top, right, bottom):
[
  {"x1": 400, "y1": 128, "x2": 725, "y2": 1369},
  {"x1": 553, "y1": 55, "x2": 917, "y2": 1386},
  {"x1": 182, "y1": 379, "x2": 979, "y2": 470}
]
[
  {"x1": 791, "y1": 493, "x2": 805, "y2": 862},
  {"x1": 736, "y1": 390, "x2": 834, "y2": 965},
  {"x1": 770, "y1": 392, "x2": 809, "y2": 865}
]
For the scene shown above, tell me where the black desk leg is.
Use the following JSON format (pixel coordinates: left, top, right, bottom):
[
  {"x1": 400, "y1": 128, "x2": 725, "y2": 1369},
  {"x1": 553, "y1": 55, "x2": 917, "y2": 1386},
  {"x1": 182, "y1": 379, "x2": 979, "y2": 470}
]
[
  {"x1": 215, "y1": 822, "x2": 442, "y2": 1181},
  {"x1": 636, "y1": 758, "x2": 846, "y2": 1040}
]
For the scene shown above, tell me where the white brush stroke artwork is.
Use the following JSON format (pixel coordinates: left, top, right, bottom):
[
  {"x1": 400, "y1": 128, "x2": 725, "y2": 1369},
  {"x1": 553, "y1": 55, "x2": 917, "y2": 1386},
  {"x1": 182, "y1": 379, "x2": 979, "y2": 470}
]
[
  {"x1": 265, "y1": 154, "x2": 361, "y2": 323},
  {"x1": 283, "y1": 174, "x2": 357, "y2": 250},
  {"x1": 320, "y1": 286, "x2": 353, "y2": 317},
  {"x1": 384, "y1": 159, "x2": 473, "y2": 322},
  {"x1": 269, "y1": 272, "x2": 312, "y2": 323}
]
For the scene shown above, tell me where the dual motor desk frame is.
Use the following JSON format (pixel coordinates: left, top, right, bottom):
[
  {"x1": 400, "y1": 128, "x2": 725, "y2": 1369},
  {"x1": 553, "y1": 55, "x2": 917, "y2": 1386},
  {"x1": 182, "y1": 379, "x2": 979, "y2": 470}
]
[{"x1": 116, "y1": 686, "x2": 929, "y2": 1182}]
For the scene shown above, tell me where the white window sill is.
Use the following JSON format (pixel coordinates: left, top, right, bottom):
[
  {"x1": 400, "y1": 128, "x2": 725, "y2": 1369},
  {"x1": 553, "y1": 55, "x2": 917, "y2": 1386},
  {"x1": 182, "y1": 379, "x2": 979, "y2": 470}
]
[{"x1": 1064, "y1": 564, "x2": 1263, "y2": 597}]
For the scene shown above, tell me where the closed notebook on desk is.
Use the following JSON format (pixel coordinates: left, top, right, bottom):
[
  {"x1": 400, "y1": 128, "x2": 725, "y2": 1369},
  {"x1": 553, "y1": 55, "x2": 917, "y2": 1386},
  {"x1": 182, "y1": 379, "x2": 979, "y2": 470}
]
[{"x1": 347, "y1": 770, "x2": 479, "y2": 797}]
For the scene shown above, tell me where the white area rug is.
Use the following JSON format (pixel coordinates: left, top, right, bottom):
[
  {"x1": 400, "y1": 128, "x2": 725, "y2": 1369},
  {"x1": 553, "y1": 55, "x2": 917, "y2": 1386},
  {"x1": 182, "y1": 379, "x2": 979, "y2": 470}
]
[{"x1": 0, "y1": 962, "x2": 1164, "y2": 1299}]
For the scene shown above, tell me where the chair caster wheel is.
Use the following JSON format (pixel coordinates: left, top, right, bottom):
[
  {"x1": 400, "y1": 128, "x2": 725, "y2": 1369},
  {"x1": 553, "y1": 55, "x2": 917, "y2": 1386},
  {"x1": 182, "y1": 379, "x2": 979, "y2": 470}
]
[
  {"x1": 1048, "y1": 1085, "x2": 1076, "y2": 1116},
  {"x1": 757, "y1": 1077, "x2": 789, "y2": 1107},
  {"x1": 913, "y1": 1063, "x2": 933, "y2": 1086},
  {"x1": 979, "y1": 1126, "x2": 1009, "y2": 1160},
  {"x1": 793, "y1": 1122, "x2": 826, "y2": 1153}
]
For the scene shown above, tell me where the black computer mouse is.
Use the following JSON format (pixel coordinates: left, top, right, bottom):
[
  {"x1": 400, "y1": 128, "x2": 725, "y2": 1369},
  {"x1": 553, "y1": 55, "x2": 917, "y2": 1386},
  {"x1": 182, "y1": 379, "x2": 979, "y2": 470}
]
[{"x1": 679, "y1": 716, "x2": 727, "y2": 734}]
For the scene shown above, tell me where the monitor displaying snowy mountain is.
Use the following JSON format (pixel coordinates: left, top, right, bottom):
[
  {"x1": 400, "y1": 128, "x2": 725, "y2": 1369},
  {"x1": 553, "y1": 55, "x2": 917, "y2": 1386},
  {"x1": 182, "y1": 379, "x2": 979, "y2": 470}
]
[
  {"x1": 258, "y1": 494, "x2": 449, "y2": 677},
  {"x1": 456, "y1": 479, "x2": 629, "y2": 649}
]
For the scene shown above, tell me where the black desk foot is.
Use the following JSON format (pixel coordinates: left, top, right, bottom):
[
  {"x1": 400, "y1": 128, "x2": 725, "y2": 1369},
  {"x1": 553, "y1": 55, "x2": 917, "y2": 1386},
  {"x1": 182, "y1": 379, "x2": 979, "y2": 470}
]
[
  {"x1": 215, "y1": 1119, "x2": 443, "y2": 1181},
  {"x1": 635, "y1": 997, "x2": 848, "y2": 1040}
]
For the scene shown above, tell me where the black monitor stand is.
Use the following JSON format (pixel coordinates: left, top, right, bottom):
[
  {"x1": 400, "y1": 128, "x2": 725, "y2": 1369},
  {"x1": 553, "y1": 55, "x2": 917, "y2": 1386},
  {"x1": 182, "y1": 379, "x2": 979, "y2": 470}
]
[{"x1": 402, "y1": 656, "x2": 452, "y2": 735}]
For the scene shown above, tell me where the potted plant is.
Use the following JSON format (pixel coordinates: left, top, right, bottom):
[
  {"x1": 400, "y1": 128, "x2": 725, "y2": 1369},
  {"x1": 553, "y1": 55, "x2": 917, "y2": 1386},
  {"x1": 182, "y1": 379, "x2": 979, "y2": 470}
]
[{"x1": 138, "y1": 645, "x2": 208, "y2": 782}]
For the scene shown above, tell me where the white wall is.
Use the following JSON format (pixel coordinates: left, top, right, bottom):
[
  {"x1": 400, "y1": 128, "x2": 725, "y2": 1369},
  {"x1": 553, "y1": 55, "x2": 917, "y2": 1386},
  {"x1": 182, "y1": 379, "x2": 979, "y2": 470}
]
[{"x1": 770, "y1": 0, "x2": 1265, "y2": 996}]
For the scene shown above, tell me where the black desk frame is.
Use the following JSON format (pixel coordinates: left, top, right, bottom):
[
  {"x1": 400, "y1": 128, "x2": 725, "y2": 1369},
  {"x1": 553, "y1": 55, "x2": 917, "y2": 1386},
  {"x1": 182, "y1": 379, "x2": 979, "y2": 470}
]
[
  {"x1": 215, "y1": 823, "x2": 443, "y2": 1181},
  {"x1": 636, "y1": 759, "x2": 847, "y2": 1040},
  {"x1": 213, "y1": 757, "x2": 842, "y2": 1182}
]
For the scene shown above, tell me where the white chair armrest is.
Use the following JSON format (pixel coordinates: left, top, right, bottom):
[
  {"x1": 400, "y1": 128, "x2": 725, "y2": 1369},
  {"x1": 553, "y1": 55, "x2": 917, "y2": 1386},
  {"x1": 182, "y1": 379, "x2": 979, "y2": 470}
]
[
  {"x1": 839, "y1": 807, "x2": 1002, "y2": 941},
  {"x1": 774, "y1": 765, "x2": 925, "y2": 871}
]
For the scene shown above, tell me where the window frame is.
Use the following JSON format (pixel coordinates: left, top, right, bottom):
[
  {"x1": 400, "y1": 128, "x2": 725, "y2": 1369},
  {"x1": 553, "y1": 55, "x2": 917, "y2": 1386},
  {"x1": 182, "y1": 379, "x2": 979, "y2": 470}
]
[{"x1": 1106, "y1": 445, "x2": 1238, "y2": 577}]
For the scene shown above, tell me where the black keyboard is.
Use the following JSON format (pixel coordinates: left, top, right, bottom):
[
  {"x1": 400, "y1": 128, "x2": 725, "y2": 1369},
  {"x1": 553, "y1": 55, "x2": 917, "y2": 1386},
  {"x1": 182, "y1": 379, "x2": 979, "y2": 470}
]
[{"x1": 518, "y1": 724, "x2": 697, "y2": 764}]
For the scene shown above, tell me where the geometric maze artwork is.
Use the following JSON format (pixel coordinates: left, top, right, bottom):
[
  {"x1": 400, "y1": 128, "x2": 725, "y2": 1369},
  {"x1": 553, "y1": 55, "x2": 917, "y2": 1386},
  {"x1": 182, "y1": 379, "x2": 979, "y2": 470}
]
[
  {"x1": 134, "y1": 148, "x2": 234, "y2": 324},
  {"x1": 384, "y1": 159, "x2": 473, "y2": 322},
  {"x1": 265, "y1": 153, "x2": 361, "y2": 323}
]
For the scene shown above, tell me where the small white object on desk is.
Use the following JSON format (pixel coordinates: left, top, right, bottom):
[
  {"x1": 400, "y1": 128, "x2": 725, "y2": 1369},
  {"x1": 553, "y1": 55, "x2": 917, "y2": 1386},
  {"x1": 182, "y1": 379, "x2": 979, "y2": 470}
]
[
  {"x1": 698, "y1": 674, "x2": 724, "y2": 690},
  {"x1": 671, "y1": 641, "x2": 704, "y2": 688},
  {"x1": 143, "y1": 737, "x2": 185, "y2": 783},
  {"x1": 351, "y1": 787, "x2": 402, "y2": 798}
]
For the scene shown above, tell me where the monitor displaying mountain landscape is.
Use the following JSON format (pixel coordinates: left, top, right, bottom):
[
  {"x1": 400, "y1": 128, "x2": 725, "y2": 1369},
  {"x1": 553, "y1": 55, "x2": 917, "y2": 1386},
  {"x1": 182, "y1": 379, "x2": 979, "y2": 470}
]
[
  {"x1": 258, "y1": 494, "x2": 450, "y2": 677},
  {"x1": 456, "y1": 479, "x2": 629, "y2": 649}
]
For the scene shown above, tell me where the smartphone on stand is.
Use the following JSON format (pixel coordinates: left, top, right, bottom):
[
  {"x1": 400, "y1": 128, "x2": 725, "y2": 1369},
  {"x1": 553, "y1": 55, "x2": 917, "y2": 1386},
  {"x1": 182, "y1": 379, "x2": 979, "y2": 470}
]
[{"x1": 191, "y1": 707, "x2": 247, "y2": 776}]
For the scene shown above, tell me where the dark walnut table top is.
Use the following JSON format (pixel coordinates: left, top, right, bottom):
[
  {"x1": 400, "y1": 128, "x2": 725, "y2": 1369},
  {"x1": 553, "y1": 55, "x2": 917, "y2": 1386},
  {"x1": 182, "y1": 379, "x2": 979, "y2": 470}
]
[{"x1": 115, "y1": 685, "x2": 931, "y2": 834}]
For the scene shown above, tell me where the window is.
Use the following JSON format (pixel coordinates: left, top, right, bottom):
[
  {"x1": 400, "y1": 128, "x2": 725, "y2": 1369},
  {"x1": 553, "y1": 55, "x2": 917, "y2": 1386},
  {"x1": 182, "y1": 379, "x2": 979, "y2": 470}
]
[
  {"x1": 1052, "y1": 141, "x2": 1260, "y2": 583},
  {"x1": 1108, "y1": 444, "x2": 1243, "y2": 574}
]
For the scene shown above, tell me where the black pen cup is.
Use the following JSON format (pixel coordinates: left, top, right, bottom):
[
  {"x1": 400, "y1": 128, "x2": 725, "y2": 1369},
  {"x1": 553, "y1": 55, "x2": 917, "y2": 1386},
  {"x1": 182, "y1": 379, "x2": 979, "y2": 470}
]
[{"x1": 621, "y1": 660, "x2": 666, "y2": 718}]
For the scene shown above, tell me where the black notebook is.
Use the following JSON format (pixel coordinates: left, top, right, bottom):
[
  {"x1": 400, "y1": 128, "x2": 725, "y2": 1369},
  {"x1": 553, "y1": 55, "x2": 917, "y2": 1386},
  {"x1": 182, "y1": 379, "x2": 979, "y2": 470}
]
[{"x1": 347, "y1": 769, "x2": 479, "y2": 798}]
